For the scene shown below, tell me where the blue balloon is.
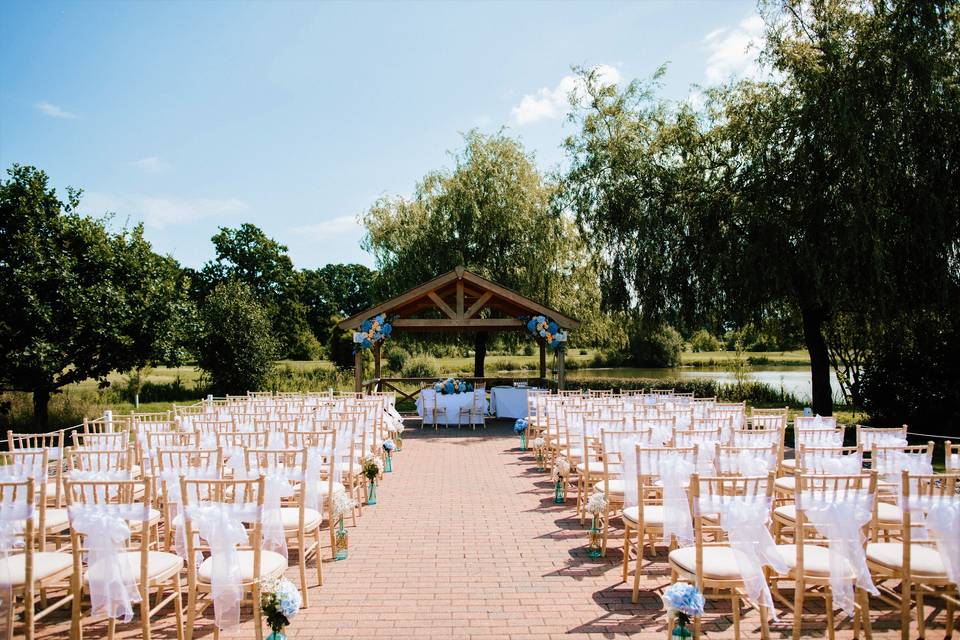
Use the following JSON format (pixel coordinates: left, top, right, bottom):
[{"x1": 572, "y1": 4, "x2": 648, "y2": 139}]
[{"x1": 548, "y1": 321, "x2": 558, "y2": 333}]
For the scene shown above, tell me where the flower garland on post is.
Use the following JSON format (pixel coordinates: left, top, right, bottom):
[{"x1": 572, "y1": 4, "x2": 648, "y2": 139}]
[
  {"x1": 552, "y1": 457, "x2": 571, "y2": 504},
  {"x1": 584, "y1": 491, "x2": 608, "y2": 558},
  {"x1": 352, "y1": 314, "x2": 393, "y2": 351},
  {"x1": 513, "y1": 418, "x2": 528, "y2": 450},
  {"x1": 523, "y1": 315, "x2": 568, "y2": 350},
  {"x1": 662, "y1": 582, "x2": 705, "y2": 639},
  {"x1": 259, "y1": 577, "x2": 302, "y2": 639},
  {"x1": 331, "y1": 489, "x2": 357, "y2": 561}
]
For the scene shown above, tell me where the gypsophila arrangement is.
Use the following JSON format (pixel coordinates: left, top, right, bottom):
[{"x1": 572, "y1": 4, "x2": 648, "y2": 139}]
[
  {"x1": 663, "y1": 581, "x2": 705, "y2": 637},
  {"x1": 259, "y1": 577, "x2": 302, "y2": 636},
  {"x1": 382, "y1": 439, "x2": 396, "y2": 452},
  {"x1": 585, "y1": 491, "x2": 608, "y2": 516},
  {"x1": 531, "y1": 437, "x2": 546, "y2": 450},
  {"x1": 331, "y1": 488, "x2": 357, "y2": 520},
  {"x1": 552, "y1": 457, "x2": 571, "y2": 482}
]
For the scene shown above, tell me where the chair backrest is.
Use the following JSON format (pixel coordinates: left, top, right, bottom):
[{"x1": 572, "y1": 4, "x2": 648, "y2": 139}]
[
  {"x1": 72, "y1": 431, "x2": 128, "y2": 450},
  {"x1": 946, "y1": 441, "x2": 960, "y2": 472},
  {"x1": 6, "y1": 431, "x2": 64, "y2": 505},
  {"x1": 729, "y1": 424, "x2": 783, "y2": 449},
  {"x1": 751, "y1": 407, "x2": 788, "y2": 417},
  {"x1": 796, "y1": 444, "x2": 863, "y2": 474},
  {"x1": 856, "y1": 424, "x2": 909, "y2": 449},
  {"x1": 690, "y1": 473, "x2": 776, "y2": 557},
  {"x1": 870, "y1": 442, "x2": 934, "y2": 476},
  {"x1": 895, "y1": 471, "x2": 959, "y2": 574},
  {"x1": 715, "y1": 443, "x2": 780, "y2": 476},
  {"x1": 794, "y1": 425, "x2": 846, "y2": 448},
  {"x1": 794, "y1": 415, "x2": 838, "y2": 430},
  {"x1": 0, "y1": 478, "x2": 37, "y2": 576},
  {"x1": 749, "y1": 414, "x2": 786, "y2": 430},
  {"x1": 83, "y1": 415, "x2": 131, "y2": 434},
  {"x1": 67, "y1": 448, "x2": 134, "y2": 474}
]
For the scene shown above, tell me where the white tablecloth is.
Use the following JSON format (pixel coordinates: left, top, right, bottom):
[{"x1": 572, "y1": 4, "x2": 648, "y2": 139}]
[
  {"x1": 416, "y1": 389, "x2": 488, "y2": 426},
  {"x1": 489, "y1": 387, "x2": 541, "y2": 419}
]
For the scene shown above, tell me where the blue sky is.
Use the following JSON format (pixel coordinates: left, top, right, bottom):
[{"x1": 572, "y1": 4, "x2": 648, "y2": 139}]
[{"x1": 1, "y1": 0, "x2": 762, "y2": 270}]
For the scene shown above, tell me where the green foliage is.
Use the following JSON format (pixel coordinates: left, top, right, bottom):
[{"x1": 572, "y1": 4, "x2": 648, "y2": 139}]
[
  {"x1": 196, "y1": 281, "x2": 278, "y2": 394},
  {"x1": 199, "y1": 224, "x2": 312, "y2": 359},
  {"x1": 325, "y1": 317, "x2": 356, "y2": 370},
  {"x1": 563, "y1": 377, "x2": 802, "y2": 406},
  {"x1": 688, "y1": 330, "x2": 721, "y2": 353},
  {"x1": 385, "y1": 346, "x2": 410, "y2": 374},
  {"x1": 301, "y1": 263, "x2": 375, "y2": 344},
  {"x1": 0, "y1": 165, "x2": 194, "y2": 427},
  {"x1": 401, "y1": 357, "x2": 439, "y2": 379},
  {"x1": 560, "y1": 2, "x2": 960, "y2": 414},
  {"x1": 623, "y1": 321, "x2": 683, "y2": 368}
]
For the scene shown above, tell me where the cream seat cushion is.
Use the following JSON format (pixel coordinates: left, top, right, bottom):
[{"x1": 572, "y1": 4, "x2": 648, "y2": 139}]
[
  {"x1": 866, "y1": 543, "x2": 946, "y2": 576},
  {"x1": 314, "y1": 481, "x2": 346, "y2": 496},
  {"x1": 774, "y1": 476, "x2": 796, "y2": 491},
  {"x1": 0, "y1": 552, "x2": 72, "y2": 586},
  {"x1": 774, "y1": 544, "x2": 839, "y2": 576},
  {"x1": 622, "y1": 505, "x2": 665, "y2": 526},
  {"x1": 780, "y1": 459, "x2": 796, "y2": 471},
  {"x1": 875, "y1": 502, "x2": 903, "y2": 525},
  {"x1": 280, "y1": 507, "x2": 322, "y2": 530},
  {"x1": 575, "y1": 461, "x2": 605, "y2": 475},
  {"x1": 83, "y1": 551, "x2": 183, "y2": 583},
  {"x1": 669, "y1": 546, "x2": 741, "y2": 580},
  {"x1": 603, "y1": 479, "x2": 625, "y2": 495},
  {"x1": 198, "y1": 550, "x2": 286, "y2": 584},
  {"x1": 773, "y1": 504, "x2": 797, "y2": 523}
]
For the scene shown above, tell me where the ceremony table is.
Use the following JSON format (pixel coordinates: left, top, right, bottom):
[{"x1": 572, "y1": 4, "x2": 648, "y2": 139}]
[
  {"x1": 416, "y1": 389, "x2": 487, "y2": 426},
  {"x1": 489, "y1": 386, "x2": 541, "y2": 419}
]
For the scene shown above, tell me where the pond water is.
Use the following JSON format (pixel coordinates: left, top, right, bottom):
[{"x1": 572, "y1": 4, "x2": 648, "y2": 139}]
[{"x1": 565, "y1": 366, "x2": 844, "y2": 403}]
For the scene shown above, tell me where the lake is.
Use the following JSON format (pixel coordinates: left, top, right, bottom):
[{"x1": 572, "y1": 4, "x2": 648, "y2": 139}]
[{"x1": 567, "y1": 366, "x2": 844, "y2": 403}]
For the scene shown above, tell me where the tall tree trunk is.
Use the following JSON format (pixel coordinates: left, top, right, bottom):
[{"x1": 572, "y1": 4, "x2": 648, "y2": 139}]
[
  {"x1": 33, "y1": 388, "x2": 50, "y2": 431},
  {"x1": 801, "y1": 306, "x2": 833, "y2": 416},
  {"x1": 473, "y1": 331, "x2": 488, "y2": 378}
]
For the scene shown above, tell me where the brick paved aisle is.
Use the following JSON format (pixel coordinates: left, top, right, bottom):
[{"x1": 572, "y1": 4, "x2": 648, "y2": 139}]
[{"x1": 40, "y1": 422, "x2": 920, "y2": 639}]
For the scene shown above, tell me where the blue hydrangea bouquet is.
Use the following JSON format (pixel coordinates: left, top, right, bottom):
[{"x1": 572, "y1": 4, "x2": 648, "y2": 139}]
[
  {"x1": 259, "y1": 577, "x2": 302, "y2": 639},
  {"x1": 662, "y1": 582, "x2": 705, "y2": 638}
]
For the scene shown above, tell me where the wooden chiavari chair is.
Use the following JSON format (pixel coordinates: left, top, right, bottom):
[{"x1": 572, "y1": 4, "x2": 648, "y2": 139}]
[{"x1": 7, "y1": 430, "x2": 65, "y2": 508}]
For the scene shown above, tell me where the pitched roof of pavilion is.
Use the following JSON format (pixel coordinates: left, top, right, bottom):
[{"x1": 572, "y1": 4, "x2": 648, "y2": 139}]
[{"x1": 337, "y1": 266, "x2": 580, "y2": 333}]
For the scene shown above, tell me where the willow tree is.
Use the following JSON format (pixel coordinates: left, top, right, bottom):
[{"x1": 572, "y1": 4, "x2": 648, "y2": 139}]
[
  {"x1": 362, "y1": 130, "x2": 612, "y2": 375},
  {"x1": 562, "y1": 0, "x2": 960, "y2": 415}
]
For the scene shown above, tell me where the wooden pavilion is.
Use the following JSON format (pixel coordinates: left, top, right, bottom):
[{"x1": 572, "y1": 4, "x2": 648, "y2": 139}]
[{"x1": 337, "y1": 266, "x2": 580, "y2": 393}]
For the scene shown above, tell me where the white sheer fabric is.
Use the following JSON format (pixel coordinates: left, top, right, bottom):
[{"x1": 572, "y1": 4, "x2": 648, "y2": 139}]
[
  {"x1": 68, "y1": 503, "x2": 149, "y2": 622},
  {"x1": 184, "y1": 502, "x2": 261, "y2": 630},
  {"x1": 800, "y1": 489, "x2": 878, "y2": 616},
  {"x1": 908, "y1": 495, "x2": 960, "y2": 592},
  {"x1": 716, "y1": 451, "x2": 774, "y2": 476},
  {"x1": 698, "y1": 494, "x2": 787, "y2": 618},
  {"x1": 0, "y1": 497, "x2": 34, "y2": 618},
  {"x1": 658, "y1": 454, "x2": 696, "y2": 546}
]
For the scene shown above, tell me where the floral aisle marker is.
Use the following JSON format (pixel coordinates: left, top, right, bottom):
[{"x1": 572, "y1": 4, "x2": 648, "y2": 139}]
[
  {"x1": 352, "y1": 314, "x2": 392, "y2": 351},
  {"x1": 382, "y1": 439, "x2": 396, "y2": 473},
  {"x1": 531, "y1": 436, "x2": 546, "y2": 471},
  {"x1": 663, "y1": 582, "x2": 705, "y2": 639},
  {"x1": 331, "y1": 489, "x2": 357, "y2": 561},
  {"x1": 362, "y1": 455, "x2": 382, "y2": 505},
  {"x1": 552, "y1": 457, "x2": 571, "y2": 504},
  {"x1": 259, "y1": 577, "x2": 302, "y2": 640},
  {"x1": 584, "y1": 491, "x2": 608, "y2": 558},
  {"x1": 513, "y1": 418, "x2": 528, "y2": 450}
]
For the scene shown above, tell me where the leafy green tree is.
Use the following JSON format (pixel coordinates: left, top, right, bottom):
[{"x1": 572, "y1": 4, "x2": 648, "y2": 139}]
[
  {"x1": 0, "y1": 165, "x2": 194, "y2": 428},
  {"x1": 200, "y1": 224, "x2": 313, "y2": 359},
  {"x1": 362, "y1": 130, "x2": 614, "y2": 375},
  {"x1": 561, "y1": 1, "x2": 959, "y2": 415},
  {"x1": 301, "y1": 263, "x2": 375, "y2": 344},
  {"x1": 689, "y1": 330, "x2": 721, "y2": 353},
  {"x1": 197, "y1": 281, "x2": 278, "y2": 394}
]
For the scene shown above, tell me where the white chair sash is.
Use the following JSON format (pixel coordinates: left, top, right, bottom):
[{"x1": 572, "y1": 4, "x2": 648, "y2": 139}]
[
  {"x1": 184, "y1": 502, "x2": 260, "y2": 630},
  {"x1": 69, "y1": 503, "x2": 148, "y2": 622},
  {"x1": 908, "y1": 495, "x2": 960, "y2": 592},
  {"x1": 717, "y1": 451, "x2": 773, "y2": 476},
  {"x1": 699, "y1": 494, "x2": 787, "y2": 618},
  {"x1": 0, "y1": 501, "x2": 35, "y2": 617},
  {"x1": 800, "y1": 489, "x2": 878, "y2": 616},
  {"x1": 659, "y1": 454, "x2": 696, "y2": 546}
]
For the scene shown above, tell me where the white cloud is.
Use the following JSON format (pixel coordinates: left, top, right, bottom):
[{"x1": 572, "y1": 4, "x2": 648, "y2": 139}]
[
  {"x1": 131, "y1": 156, "x2": 171, "y2": 174},
  {"x1": 704, "y1": 14, "x2": 766, "y2": 84},
  {"x1": 82, "y1": 192, "x2": 248, "y2": 229},
  {"x1": 511, "y1": 64, "x2": 622, "y2": 125},
  {"x1": 35, "y1": 101, "x2": 77, "y2": 119},
  {"x1": 291, "y1": 215, "x2": 363, "y2": 239}
]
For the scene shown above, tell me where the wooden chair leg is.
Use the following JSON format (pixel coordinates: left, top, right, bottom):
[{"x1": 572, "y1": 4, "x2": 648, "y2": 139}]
[
  {"x1": 172, "y1": 574, "x2": 185, "y2": 640},
  {"x1": 916, "y1": 588, "x2": 925, "y2": 639},
  {"x1": 900, "y1": 578, "x2": 911, "y2": 640},
  {"x1": 859, "y1": 586, "x2": 873, "y2": 640},
  {"x1": 621, "y1": 523, "x2": 632, "y2": 583},
  {"x1": 945, "y1": 599, "x2": 954, "y2": 639},
  {"x1": 732, "y1": 593, "x2": 741, "y2": 640},
  {"x1": 793, "y1": 579, "x2": 804, "y2": 640},
  {"x1": 141, "y1": 581, "x2": 152, "y2": 640},
  {"x1": 825, "y1": 589, "x2": 835, "y2": 640},
  {"x1": 759, "y1": 604, "x2": 770, "y2": 640},
  {"x1": 185, "y1": 585, "x2": 197, "y2": 640},
  {"x1": 298, "y1": 530, "x2": 309, "y2": 607},
  {"x1": 314, "y1": 525, "x2": 324, "y2": 586}
]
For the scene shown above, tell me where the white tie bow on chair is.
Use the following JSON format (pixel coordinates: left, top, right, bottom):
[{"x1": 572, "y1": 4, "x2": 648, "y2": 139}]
[
  {"x1": 909, "y1": 495, "x2": 960, "y2": 593},
  {"x1": 0, "y1": 500, "x2": 35, "y2": 621},
  {"x1": 69, "y1": 503, "x2": 148, "y2": 623},
  {"x1": 701, "y1": 494, "x2": 788, "y2": 619},
  {"x1": 659, "y1": 454, "x2": 696, "y2": 547},
  {"x1": 801, "y1": 489, "x2": 879, "y2": 617},
  {"x1": 185, "y1": 502, "x2": 260, "y2": 630}
]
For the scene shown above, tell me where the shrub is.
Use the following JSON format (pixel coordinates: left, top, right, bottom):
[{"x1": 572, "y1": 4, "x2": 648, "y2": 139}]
[
  {"x1": 689, "y1": 330, "x2": 721, "y2": 352},
  {"x1": 286, "y1": 330, "x2": 323, "y2": 361},
  {"x1": 522, "y1": 343, "x2": 535, "y2": 356},
  {"x1": 401, "y1": 357, "x2": 439, "y2": 379},
  {"x1": 385, "y1": 346, "x2": 409, "y2": 374},
  {"x1": 624, "y1": 322, "x2": 683, "y2": 367},
  {"x1": 579, "y1": 348, "x2": 588, "y2": 356},
  {"x1": 326, "y1": 317, "x2": 356, "y2": 370},
  {"x1": 197, "y1": 281, "x2": 278, "y2": 394}
]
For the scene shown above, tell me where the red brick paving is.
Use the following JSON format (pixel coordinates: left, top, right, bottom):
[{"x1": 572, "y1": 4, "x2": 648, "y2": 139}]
[{"x1": 38, "y1": 421, "x2": 943, "y2": 639}]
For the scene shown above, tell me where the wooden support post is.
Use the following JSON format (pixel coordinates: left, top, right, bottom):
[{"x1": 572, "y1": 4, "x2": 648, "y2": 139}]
[
  {"x1": 539, "y1": 340, "x2": 547, "y2": 383},
  {"x1": 354, "y1": 349, "x2": 363, "y2": 393},
  {"x1": 557, "y1": 348, "x2": 566, "y2": 390},
  {"x1": 373, "y1": 343, "x2": 382, "y2": 391}
]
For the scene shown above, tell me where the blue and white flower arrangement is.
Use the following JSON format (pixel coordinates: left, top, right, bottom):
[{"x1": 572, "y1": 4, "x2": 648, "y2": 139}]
[
  {"x1": 523, "y1": 315, "x2": 568, "y2": 350},
  {"x1": 662, "y1": 581, "x2": 705, "y2": 638},
  {"x1": 353, "y1": 314, "x2": 393, "y2": 351},
  {"x1": 514, "y1": 418, "x2": 528, "y2": 450},
  {"x1": 433, "y1": 377, "x2": 473, "y2": 395},
  {"x1": 259, "y1": 576, "x2": 302, "y2": 637}
]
